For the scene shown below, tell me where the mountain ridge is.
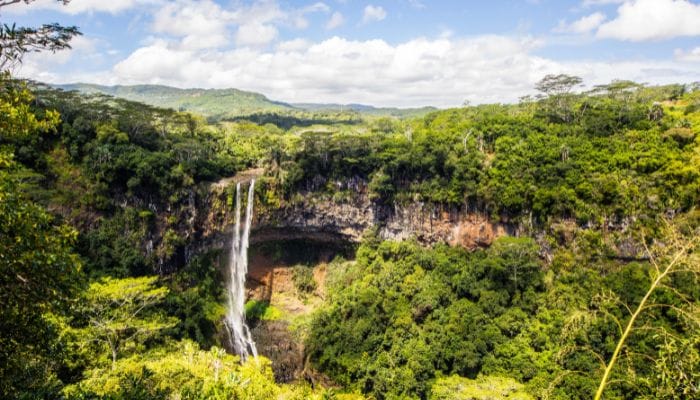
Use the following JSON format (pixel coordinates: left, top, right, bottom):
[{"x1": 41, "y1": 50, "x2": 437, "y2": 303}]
[{"x1": 53, "y1": 83, "x2": 438, "y2": 119}]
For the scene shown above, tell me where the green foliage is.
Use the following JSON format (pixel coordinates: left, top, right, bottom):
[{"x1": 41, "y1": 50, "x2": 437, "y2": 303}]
[
  {"x1": 164, "y1": 252, "x2": 226, "y2": 348},
  {"x1": 58, "y1": 83, "x2": 435, "y2": 121},
  {"x1": 292, "y1": 264, "x2": 317, "y2": 295},
  {"x1": 63, "y1": 339, "x2": 358, "y2": 399},
  {"x1": 307, "y1": 238, "x2": 545, "y2": 399},
  {"x1": 651, "y1": 335, "x2": 700, "y2": 398},
  {"x1": 76, "y1": 276, "x2": 177, "y2": 365},
  {"x1": 64, "y1": 340, "x2": 280, "y2": 399},
  {"x1": 245, "y1": 300, "x2": 283, "y2": 322},
  {"x1": 0, "y1": 166, "x2": 82, "y2": 397},
  {"x1": 4, "y1": 74, "x2": 700, "y2": 400},
  {"x1": 282, "y1": 83, "x2": 700, "y2": 225},
  {"x1": 0, "y1": 75, "x2": 82, "y2": 398},
  {"x1": 0, "y1": 15, "x2": 80, "y2": 71},
  {"x1": 430, "y1": 375, "x2": 533, "y2": 400}
]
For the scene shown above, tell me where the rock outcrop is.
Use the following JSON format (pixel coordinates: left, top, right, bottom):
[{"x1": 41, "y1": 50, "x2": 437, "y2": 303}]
[
  {"x1": 184, "y1": 172, "x2": 643, "y2": 271},
  {"x1": 255, "y1": 193, "x2": 512, "y2": 249}
]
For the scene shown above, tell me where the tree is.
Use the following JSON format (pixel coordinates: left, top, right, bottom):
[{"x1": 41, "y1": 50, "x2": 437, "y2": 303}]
[
  {"x1": 79, "y1": 276, "x2": 177, "y2": 366},
  {"x1": 0, "y1": 55, "x2": 80, "y2": 396},
  {"x1": 0, "y1": 154, "x2": 82, "y2": 397},
  {"x1": 535, "y1": 74, "x2": 583, "y2": 123},
  {"x1": 0, "y1": 1, "x2": 80, "y2": 70},
  {"x1": 64, "y1": 340, "x2": 282, "y2": 400},
  {"x1": 535, "y1": 74, "x2": 583, "y2": 97},
  {"x1": 0, "y1": 72, "x2": 60, "y2": 139}
]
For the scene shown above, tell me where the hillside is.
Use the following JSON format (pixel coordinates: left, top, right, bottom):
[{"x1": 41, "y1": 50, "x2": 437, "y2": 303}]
[
  {"x1": 55, "y1": 83, "x2": 438, "y2": 120},
  {"x1": 291, "y1": 102, "x2": 438, "y2": 118},
  {"x1": 56, "y1": 83, "x2": 295, "y2": 119}
]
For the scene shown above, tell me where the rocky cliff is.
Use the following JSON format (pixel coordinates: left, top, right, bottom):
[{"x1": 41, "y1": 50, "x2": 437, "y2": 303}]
[
  {"x1": 144, "y1": 171, "x2": 643, "y2": 273},
  {"x1": 200, "y1": 172, "x2": 513, "y2": 251},
  {"x1": 254, "y1": 193, "x2": 513, "y2": 249}
]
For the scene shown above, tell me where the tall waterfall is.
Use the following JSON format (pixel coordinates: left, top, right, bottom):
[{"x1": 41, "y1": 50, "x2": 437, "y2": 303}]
[{"x1": 225, "y1": 179, "x2": 258, "y2": 360}]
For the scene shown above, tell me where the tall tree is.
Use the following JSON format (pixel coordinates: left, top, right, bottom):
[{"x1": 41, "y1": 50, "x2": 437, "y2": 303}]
[
  {"x1": 535, "y1": 74, "x2": 583, "y2": 123},
  {"x1": 0, "y1": 152, "x2": 81, "y2": 397},
  {"x1": 78, "y1": 276, "x2": 177, "y2": 366},
  {"x1": 535, "y1": 74, "x2": 583, "y2": 97}
]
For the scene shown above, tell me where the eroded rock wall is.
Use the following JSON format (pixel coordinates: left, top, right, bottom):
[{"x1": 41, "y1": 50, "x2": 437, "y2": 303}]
[{"x1": 253, "y1": 192, "x2": 512, "y2": 249}]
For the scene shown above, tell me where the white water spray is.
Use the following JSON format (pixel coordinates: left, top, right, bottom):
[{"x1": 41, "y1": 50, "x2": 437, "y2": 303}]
[{"x1": 225, "y1": 179, "x2": 258, "y2": 360}]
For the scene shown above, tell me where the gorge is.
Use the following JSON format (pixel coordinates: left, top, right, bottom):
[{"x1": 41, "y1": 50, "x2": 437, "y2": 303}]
[{"x1": 3, "y1": 78, "x2": 699, "y2": 400}]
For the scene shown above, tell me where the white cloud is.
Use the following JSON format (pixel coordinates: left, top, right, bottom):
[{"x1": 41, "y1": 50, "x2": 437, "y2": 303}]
[
  {"x1": 21, "y1": 35, "x2": 100, "y2": 66},
  {"x1": 236, "y1": 23, "x2": 279, "y2": 47},
  {"x1": 149, "y1": 0, "x2": 290, "y2": 49},
  {"x1": 675, "y1": 47, "x2": 700, "y2": 62},
  {"x1": 95, "y1": 36, "x2": 551, "y2": 106},
  {"x1": 230, "y1": 1, "x2": 286, "y2": 47},
  {"x1": 20, "y1": 33, "x2": 700, "y2": 107},
  {"x1": 555, "y1": 12, "x2": 606, "y2": 34},
  {"x1": 277, "y1": 38, "x2": 311, "y2": 52},
  {"x1": 112, "y1": 43, "x2": 212, "y2": 84},
  {"x1": 152, "y1": 0, "x2": 232, "y2": 49},
  {"x1": 94, "y1": 34, "x2": 687, "y2": 107},
  {"x1": 3, "y1": 0, "x2": 161, "y2": 14},
  {"x1": 326, "y1": 11, "x2": 345, "y2": 30},
  {"x1": 362, "y1": 5, "x2": 386, "y2": 23},
  {"x1": 597, "y1": 0, "x2": 700, "y2": 41}
]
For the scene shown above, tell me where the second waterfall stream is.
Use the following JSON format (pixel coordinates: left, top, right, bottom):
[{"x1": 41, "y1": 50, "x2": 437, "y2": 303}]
[{"x1": 225, "y1": 179, "x2": 258, "y2": 360}]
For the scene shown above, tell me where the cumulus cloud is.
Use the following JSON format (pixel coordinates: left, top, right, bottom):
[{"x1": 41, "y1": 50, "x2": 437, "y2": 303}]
[
  {"x1": 91, "y1": 34, "x2": 699, "y2": 107},
  {"x1": 229, "y1": 1, "x2": 285, "y2": 47},
  {"x1": 555, "y1": 12, "x2": 606, "y2": 34},
  {"x1": 147, "y1": 0, "x2": 296, "y2": 49},
  {"x1": 362, "y1": 5, "x2": 386, "y2": 23},
  {"x1": 326, "y1": 11, "x2": 345, "y2": 30},
  {"x1": 236, "y1": 22, "x2": 279, "y2": 47},
  {"x1": 675, "y1": 47, "x2": 700, "y2": 62},
  {"x1": 597, "y1": 0, "x2": 700, "y2": 41},
  {"x1": 277, "y1": 38, "x2": 312, "y2": 52},
  {"x1": 152, "y1": 0, "x2": 232, "y2": 49}
]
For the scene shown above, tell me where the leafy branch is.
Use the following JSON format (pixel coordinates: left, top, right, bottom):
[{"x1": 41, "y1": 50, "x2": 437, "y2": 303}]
[
  {"x1": 0, "y1": 0, "x2": 80, "y2": 70},
  {"x1": 594, "y1": 219, "x2": 700, "y2": 399}
]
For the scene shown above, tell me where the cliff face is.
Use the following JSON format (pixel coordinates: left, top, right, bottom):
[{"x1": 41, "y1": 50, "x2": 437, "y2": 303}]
[
  {"x1": 254, "y1": 193, "x2": 512, "y2": 249},
  {"x1": 155, "y1": 173, "x2": 643, "y2": 273}
]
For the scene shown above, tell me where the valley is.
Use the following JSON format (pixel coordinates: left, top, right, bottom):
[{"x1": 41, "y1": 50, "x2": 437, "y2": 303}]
[{"x1": 2, "y1": 2, "x2": 700, "y2": 397}]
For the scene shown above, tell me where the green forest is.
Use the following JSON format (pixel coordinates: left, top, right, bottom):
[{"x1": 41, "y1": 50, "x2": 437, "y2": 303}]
[{"x1": 2, "y1": 4, "x2": 700, "y2": 400}]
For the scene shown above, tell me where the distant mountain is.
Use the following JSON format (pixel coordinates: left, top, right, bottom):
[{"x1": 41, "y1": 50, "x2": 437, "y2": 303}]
[
  {"x1": 54, "y1": 83, "x2": 437, "y2": 119},
  {"x1": 292, "y1": 103, "x2": 437, "y2": 118},
  {"x1": 55, "y1": 83, "x2": 295, "y2": 119}
]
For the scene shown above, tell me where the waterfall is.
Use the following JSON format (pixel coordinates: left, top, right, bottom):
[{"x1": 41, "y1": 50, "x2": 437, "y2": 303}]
[{"x1": 225, "y1": 179, "x2": 258, "y2": 360}]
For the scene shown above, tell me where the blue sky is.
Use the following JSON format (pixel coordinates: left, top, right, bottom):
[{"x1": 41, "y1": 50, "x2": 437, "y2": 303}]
[{"x1": 2, "y1": 0, "x2": 700, "y2": 107}]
